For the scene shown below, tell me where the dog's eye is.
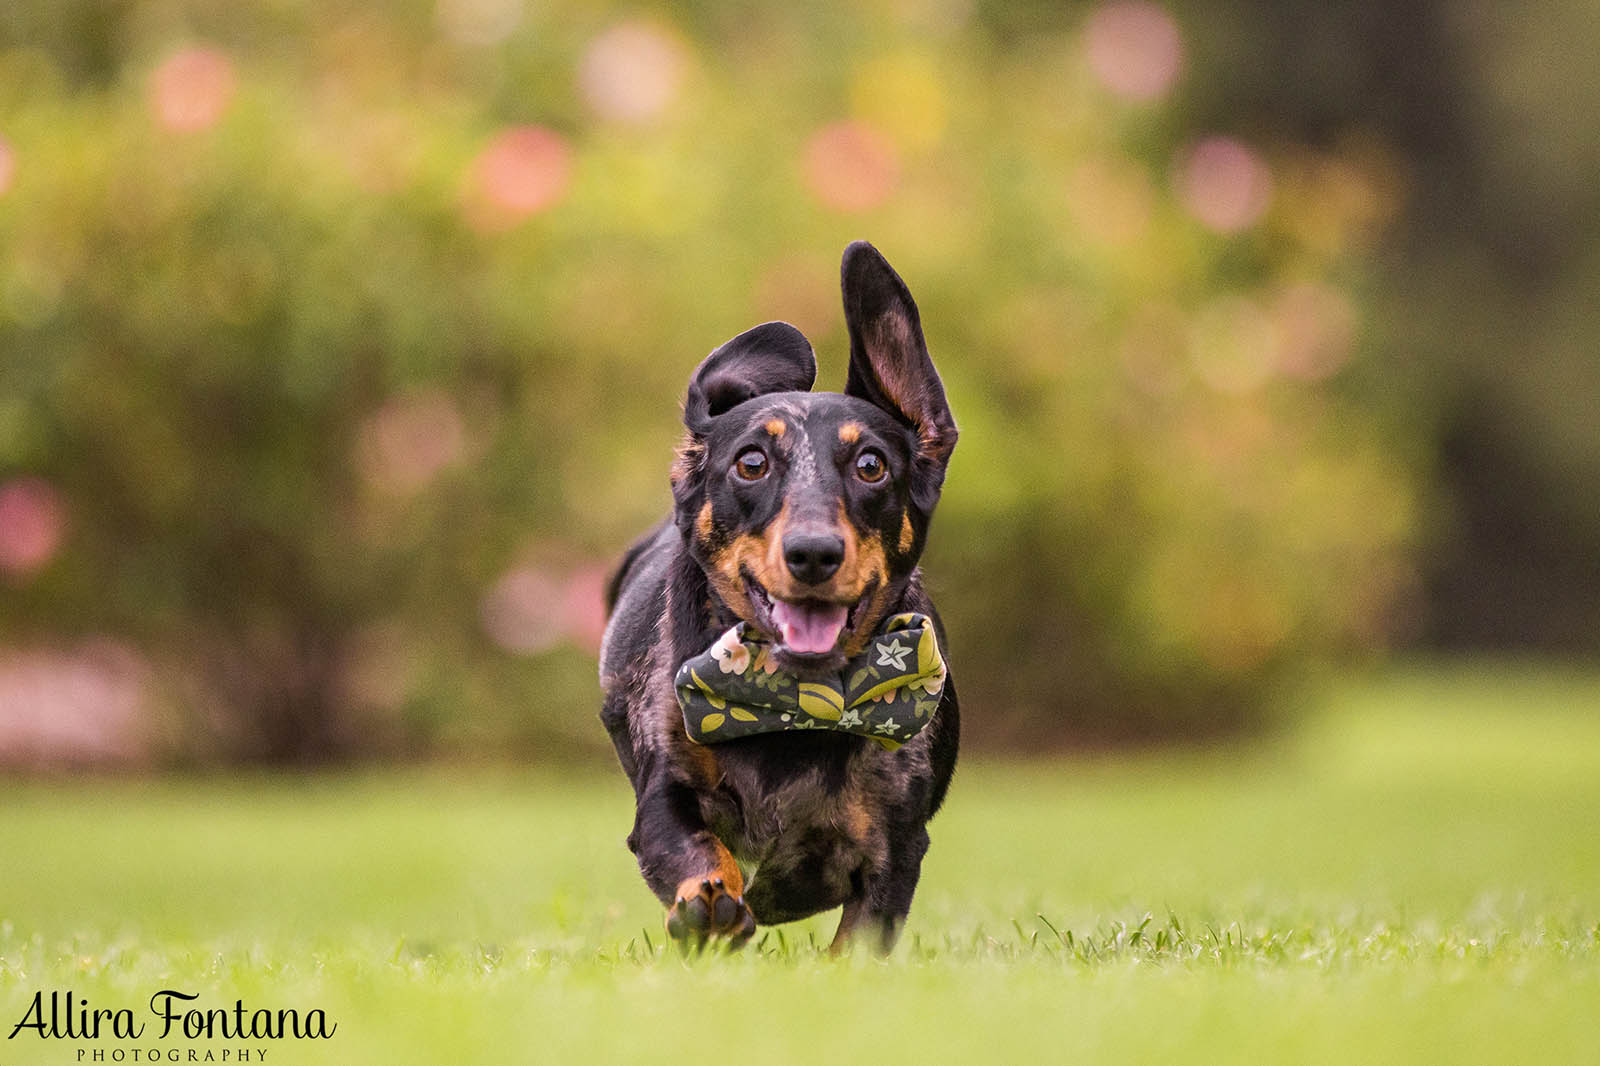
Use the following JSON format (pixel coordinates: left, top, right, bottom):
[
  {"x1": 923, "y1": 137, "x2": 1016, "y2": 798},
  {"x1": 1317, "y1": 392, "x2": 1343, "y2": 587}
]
[
  {"x1": 734, "y1": 448, "x2": 769, "y2": 481},
  {"x1": 855, "y1": 450, "x2": 887, "y2": 484}
]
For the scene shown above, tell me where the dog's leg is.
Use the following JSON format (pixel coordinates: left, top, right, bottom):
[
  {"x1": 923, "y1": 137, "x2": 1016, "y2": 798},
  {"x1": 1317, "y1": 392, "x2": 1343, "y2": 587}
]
[
  {"x1": 833, "y1": 823, "x2": 929, "y2": 956},
  {"x1": 837, "y1": 677, "x2": 959, "y2": 955},
  {"x1": 629, "y1": 775, "x2": 756, "y2": 948},
  {"x1": 828, "y1": 897, "x2": 868, "y2": 955}
]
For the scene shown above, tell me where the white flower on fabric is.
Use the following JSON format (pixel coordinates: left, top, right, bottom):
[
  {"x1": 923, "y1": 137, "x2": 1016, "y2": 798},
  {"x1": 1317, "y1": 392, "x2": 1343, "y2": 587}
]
[
  {"x1": 876, "y1": 638, "x2": 912, "y2": 670},
  {"x1": 874, "y1": 718, "x2": 899, "y2": 736},
  {"x1": 839, "y1": 708, "x2": 863, "y2": 728},
  {"x1": 711, "y1": 628, "x2": 751, "y2": 674}
]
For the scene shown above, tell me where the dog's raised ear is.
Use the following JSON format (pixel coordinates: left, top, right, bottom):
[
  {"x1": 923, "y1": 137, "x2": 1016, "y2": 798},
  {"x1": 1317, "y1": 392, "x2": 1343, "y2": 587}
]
[
  {"x1": 841, "y1": 242, "x2": 957, "y2": 511},
  {"x1": 683, "y1": 321, "x2": 816, "y2": 436}
]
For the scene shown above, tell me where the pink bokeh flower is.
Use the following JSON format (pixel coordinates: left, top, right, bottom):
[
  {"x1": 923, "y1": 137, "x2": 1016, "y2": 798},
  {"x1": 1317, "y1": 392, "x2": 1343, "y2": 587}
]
[
  {"x1": 468, "y1": 125, "x2": 574, "y2": 229},
  {"x1": 480, "y1": 567, "x2": 567, "y2": 655},
  {"x1": 803, "y1": 121, "x2": 900, "y2": 213},
  {"x1": 481, "y1": 561, "x2": 611, "y2": 656},
  {"x1": 0, "y1": 641, "x2": 149, "y2": 767},
  {"x1": 151, "y1": 48, "x2": 237, "y2": 132},
  {"x1": 0, "y1": 478, "x2": 65, "y2": 577},
  {"x1": 578, "y1": 21, "x2": 687, "y2": 124},
  {"x1": 1084, "y1": 2, "x2": 1184, "y2": 103},
  {"x1": 356, "y1": 391, "x2": 466, "y2": 496},
  {"x1": 0, "y1": 135, "x2": 15, "y2": 197},
  {"x1": 1178, "y1": 136, "x2": 1273, "y2": 233}
]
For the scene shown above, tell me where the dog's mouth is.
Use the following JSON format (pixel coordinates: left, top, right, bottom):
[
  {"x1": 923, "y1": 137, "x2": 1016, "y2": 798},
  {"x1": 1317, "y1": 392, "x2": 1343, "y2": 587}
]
[{"x1": 742, "y1": 571, "x2": 874, "y2": 666}]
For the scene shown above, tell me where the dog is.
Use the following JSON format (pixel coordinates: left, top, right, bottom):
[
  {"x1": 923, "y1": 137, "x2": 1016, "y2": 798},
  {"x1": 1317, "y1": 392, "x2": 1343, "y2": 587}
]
[{"x1": 598, "y1": 241, "x2": 959, "y2": 955}]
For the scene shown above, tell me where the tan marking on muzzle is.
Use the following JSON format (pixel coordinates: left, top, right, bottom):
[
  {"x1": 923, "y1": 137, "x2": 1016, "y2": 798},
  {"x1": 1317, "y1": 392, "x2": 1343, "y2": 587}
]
[
  {"x1": 703, "y1": 498, "x2": 890, "y2": 644},
  {"x1": 703, "y1": 503, "x2": 790, "y2": 630},
  {"x1": 839, "y1": 579, "x2": 893, "y2": 660},
  {"x1": 763, "y1": 501, "x2": 883, "y2": 605}
]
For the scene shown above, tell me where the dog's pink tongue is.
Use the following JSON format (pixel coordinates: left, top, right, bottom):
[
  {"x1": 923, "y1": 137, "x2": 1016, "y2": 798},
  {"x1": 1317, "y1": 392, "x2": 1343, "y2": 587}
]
[{"x1": 771, "y1": 601, "x2": 848, "y2": 654}]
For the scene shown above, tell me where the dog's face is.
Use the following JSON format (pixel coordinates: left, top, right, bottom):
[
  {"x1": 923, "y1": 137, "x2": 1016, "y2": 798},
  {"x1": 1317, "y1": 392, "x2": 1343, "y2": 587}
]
[{"x1": 671, "y1": 243, "x2": 957, "y2": 675}]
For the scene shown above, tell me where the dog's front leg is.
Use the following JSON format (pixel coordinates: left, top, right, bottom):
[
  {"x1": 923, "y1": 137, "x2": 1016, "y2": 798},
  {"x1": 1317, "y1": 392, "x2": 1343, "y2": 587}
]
[{"x1": 629, "y1": 774, "x2": 756, "y2": 948}]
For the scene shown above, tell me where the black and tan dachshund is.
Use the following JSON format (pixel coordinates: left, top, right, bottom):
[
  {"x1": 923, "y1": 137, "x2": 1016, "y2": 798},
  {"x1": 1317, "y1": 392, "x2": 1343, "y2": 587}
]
[{"x1": 599, "y1": 242, "x2": 959, "y2": 954}]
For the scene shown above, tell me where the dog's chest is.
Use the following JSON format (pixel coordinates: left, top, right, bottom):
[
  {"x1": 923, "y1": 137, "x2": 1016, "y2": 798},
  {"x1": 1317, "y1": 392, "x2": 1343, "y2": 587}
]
[{"x1": 697, "y1": 734, "x2": 883, "y2": 866}]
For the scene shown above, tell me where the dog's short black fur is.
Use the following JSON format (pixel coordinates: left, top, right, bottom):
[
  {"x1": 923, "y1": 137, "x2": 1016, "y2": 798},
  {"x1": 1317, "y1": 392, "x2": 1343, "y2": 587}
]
[{"x1": 598, "y1": 242, "x2": 959, "y2": 954}]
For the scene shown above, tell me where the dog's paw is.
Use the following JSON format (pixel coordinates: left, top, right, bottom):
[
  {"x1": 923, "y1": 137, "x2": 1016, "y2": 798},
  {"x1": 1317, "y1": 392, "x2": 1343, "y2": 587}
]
[{"x1": 666, "y1": 876, "x2": 756, "y2": 949}]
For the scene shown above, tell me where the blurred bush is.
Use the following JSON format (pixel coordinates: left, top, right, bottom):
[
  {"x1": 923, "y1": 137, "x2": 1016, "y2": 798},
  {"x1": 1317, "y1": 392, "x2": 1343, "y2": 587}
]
[
  {"x1": 1178, "y1": 0, "x2": 1600, "y2": 656},
  {"x1": 0, "y1": 0, "x2": 1422, "y2": 760}
]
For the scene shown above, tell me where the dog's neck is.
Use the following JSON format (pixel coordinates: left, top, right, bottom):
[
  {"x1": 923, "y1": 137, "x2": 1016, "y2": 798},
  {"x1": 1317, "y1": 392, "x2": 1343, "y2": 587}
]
[{"x1": 664, "y1": 547, "x2": 718, "y2": 658}]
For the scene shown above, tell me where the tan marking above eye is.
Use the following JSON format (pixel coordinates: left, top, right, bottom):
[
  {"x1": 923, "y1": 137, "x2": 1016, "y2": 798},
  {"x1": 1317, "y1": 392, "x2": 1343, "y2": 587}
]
[
  {"x1": 838, "y1": 422, "x2": 862, "y2": 444},
  {"x1": 765, "y1": 419, "x2": 787, "y2": 438}
]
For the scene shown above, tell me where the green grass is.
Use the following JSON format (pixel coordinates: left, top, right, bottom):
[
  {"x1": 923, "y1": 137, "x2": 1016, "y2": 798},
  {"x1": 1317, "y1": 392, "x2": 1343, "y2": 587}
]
[{"x1": 2, "y1": 664, "x2": 1599, "y2": 1064}]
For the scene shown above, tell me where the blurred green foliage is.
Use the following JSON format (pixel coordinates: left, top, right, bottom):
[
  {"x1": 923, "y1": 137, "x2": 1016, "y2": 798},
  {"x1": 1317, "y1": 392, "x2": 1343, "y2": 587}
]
[
  {"x1": 1178, "y1": 0, "x2": 1600, "y2": 654},
  {"x1": 0, "y1": 0, "x2": 1423, "y2": 759}
]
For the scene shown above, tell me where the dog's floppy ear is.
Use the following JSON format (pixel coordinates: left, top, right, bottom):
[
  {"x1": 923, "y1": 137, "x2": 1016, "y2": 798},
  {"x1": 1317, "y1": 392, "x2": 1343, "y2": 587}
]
[
  {"x1": 841, "y1": 242, "x2": 957, "y2": 511},
  {"x1": 674, "y1": 322, "x2": 815, "y2": 537},
  {"x1": 684, "y1": 321, "x2": 816, "y2": 436}
]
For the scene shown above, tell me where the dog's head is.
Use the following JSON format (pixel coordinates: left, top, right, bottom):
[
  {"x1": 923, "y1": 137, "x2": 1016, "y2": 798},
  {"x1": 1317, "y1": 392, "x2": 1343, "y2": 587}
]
[{"x1": 671, "y1": 242, "x2": 957, "y2": 674}]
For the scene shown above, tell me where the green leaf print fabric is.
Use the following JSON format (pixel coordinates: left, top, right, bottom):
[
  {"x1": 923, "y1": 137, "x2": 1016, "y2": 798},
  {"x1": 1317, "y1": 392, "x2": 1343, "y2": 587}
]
[{"x1": 674, "y1": 613, "x2": 947, "y2": 751}]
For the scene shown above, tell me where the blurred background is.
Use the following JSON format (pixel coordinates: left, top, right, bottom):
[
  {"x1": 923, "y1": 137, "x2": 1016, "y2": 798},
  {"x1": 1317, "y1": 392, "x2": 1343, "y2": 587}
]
[{"x1": 0, "y1": 0, "x2": 1594, "y2": 767}]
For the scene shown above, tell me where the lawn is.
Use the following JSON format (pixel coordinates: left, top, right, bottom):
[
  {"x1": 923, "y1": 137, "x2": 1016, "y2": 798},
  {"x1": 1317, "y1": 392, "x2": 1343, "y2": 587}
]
[{"x1": 2, "y1": 665, "x2": 1598, "y2": 1065}]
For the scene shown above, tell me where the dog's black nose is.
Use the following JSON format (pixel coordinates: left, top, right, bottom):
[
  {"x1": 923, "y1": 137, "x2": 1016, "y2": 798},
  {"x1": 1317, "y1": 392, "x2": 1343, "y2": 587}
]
[{"x1": 783, "y1": 532, "x2": 845, "y2": 585}]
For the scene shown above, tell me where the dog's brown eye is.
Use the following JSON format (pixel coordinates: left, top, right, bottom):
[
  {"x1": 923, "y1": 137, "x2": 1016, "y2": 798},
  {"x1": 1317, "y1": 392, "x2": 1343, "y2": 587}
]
[
  {"x1": 734, "y1": 448, "x2": 768, "y2": 481},
  {"x1": 855, "y1": 450, "x2": 887, "y2": 483}
]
